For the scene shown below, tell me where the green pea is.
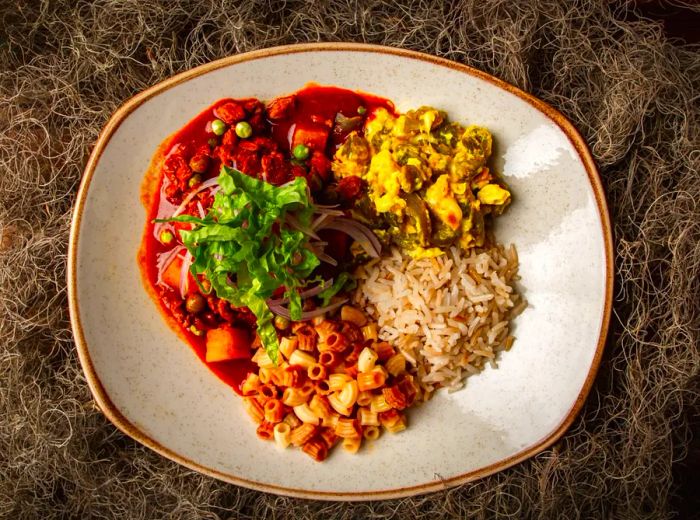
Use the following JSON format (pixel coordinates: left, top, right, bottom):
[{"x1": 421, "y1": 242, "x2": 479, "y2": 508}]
[
  {"x1": 159, "y1": 230, "x2": 174, "y2": 244},
  {"x1": 188, "y1": 174, "x2": 202, "y2": 188},
  {"x1": 235, "y1": 121, "x2": 253, "y2": 138},
  {"x1": 189, "y1": 154, "x2": 210, "y2": 173},
  {"x1": 185, "y1": 293, "x2": 206, "y2": 314},
  {"x1": 274, "y1": 315, "x2": 290, "y2": 330},
  {"x1": 211, "y1": 119, "x2": 226, "y2": 136},
  {"x1": 292, "y1": 143, "x2": 310, "y2": 160},
  {"x1": 357, "y1": 106, "x2": 367, "y2": 115}
]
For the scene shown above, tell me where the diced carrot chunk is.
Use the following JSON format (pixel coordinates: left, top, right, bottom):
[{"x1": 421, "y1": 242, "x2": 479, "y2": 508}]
[
  {"x1": 162, "y1": 256, "x2": 182, "y2": 289},
  {"x1": 206, "y1": 325, "x2": 251, "y2": 362},
  {"x1": 292, "y1": 123, "x2": 329, "y2": 152}
]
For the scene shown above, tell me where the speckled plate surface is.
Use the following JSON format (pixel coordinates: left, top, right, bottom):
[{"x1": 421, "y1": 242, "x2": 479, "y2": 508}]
[{"x1": 68, "y1": 43, "x2": 613, "y2": 500}]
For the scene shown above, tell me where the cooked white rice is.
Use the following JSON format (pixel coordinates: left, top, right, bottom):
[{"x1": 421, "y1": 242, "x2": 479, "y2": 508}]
[{"x1": 353, "y1": 244, "x2": 526, "y2": 399}]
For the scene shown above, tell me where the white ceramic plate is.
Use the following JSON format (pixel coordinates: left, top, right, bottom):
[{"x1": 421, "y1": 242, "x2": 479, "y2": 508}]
[{"x1": 68, "y1": 43, "x2": 612, "y2": 500}]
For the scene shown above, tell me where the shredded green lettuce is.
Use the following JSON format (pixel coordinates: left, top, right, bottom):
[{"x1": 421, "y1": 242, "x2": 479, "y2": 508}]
[
  {"x1": 157, "y1": 166, "x2": 320, "y2": 363},
  {"x1": 317, "y1": 272, "x2": 356, "y2": 307}
]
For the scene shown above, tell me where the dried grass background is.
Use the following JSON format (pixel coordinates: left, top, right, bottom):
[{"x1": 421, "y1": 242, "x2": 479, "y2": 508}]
[{"x1": 1, "y1": 0, "x2": 699, "y2": 518}]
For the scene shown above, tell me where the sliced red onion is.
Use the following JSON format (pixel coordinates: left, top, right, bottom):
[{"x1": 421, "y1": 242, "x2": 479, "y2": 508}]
[
  {"x1": 166, "y1": 143, "x2": 186, "y2": 157},
  {"x1": 196, "y1": 201, "x2": 205, "y2": 218},
  {"x1": 305, "y1": 242, "x2": 337, "y2": 266},
  {"x1": 179, "y1": 250, "x2": 193, "y2": 299},
  {"x1": 172, "y1": 177, "x2": 220, "y2": 218},
  {"x1": 312, "y1": 206, "x2": 345, "y2": 217},
  {"x1": 286, "y1": 213, "x2": 319, "y2": 239},
  {"x1": 153, "y1": 221, "x2": 174, "y2": 242},
  {"x1": 155, "y1": 246, "x2": 186, "y2": 286},
  {"x1": 315, "y1": 251, "x2": 338, "y2": 266},
  {"x1": 345, "y1": 218, "x2": 383, "y2": 256},
  {"x1": 287, "y1": 123, "x2": 296, "y2": 149},
  {"x1": 268, "y1": 298, "x2": 348, "y2": 321},
  {"x1": 267, "y1": 279, "x2": 333, "y2": 305},
  {"x1": 317, "y1": 217, "x2": 381, "y2": 258},
  {"x1": 311, "y1": 213, "x2": 330, "y2": 230}
]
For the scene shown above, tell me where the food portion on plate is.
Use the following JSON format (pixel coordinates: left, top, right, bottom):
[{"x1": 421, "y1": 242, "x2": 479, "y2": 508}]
[{"x1": 138, "y1": 85, "x2": 525, "y2": 461}]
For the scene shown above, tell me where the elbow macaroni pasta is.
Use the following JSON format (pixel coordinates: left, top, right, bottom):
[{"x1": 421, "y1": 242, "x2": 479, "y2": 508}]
[
  {"x1": 279, "y1": 336, "x2": 298, "y2": 360},
  {"x1": 273, "y1": 422, "x2": 292, "y2": 448},
  {"x1": 238, "y1": 308, "x2": 417, "y2": 461},
  {"x1": 357, "y1": 347, "x2": 378, "y2": 372}
]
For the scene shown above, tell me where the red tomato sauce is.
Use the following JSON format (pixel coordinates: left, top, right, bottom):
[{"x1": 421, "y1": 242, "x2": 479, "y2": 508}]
[
  {"x1": 138, "y1": 85, "x2": 393, "y2": 393},
  {"x1": 269, "y1": 85, "x2": 393, "y2": 152}
]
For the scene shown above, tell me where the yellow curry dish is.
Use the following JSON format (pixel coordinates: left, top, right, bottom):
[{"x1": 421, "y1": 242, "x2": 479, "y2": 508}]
[{"x1": 333, "y1": 106, "x2": 511, "y2": 258}]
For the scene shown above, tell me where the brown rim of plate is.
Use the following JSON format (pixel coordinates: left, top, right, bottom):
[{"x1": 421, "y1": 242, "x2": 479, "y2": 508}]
[{"x1": 67, "y1": 42, "x2": 614, "y2": 501}]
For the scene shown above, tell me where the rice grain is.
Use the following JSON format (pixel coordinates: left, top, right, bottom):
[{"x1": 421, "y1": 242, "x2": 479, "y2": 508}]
[{"x1": 354, "y1": 245, "x2": 525, "y2": 396}]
